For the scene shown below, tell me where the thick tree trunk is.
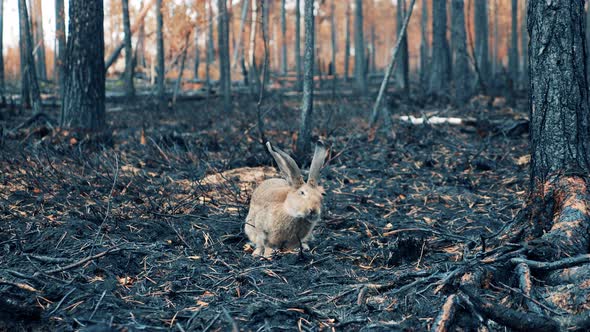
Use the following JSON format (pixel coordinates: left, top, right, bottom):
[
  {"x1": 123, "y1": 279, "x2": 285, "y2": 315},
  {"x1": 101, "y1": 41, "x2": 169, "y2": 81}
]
[
  {"x1": 354, "y1": 0, "x2": 367, "y2": 94},
  {"x1": 156, "y1": 0, "x2": 165, "y2": 103},
  {"x1": 55, "y1": 0, "x2": 66, "y2": 98},
  {"x1": 474, "y1": 0, "x2": 489, "y2": 87},
  {"x1": 419, "y1": 0, "x2": 429, "y2": 88},
  {"x1": 61, "y1": 0, "x2": 105, "y2": 131},
  {"x1": 30, "y1": 0, "x2": 47, "y2": 81},
  {"x1": 218, "y1": 0, "x2": 232, "y2": 112},
  {"x1": 281, "y1": 0, "x2": 287, "y2": 74},
  {"x1": 508, "y1": 0, "x2": 519, "y2": 86},
  {"x1": 528, "y1": 0, "x2": 590, "y2": 260},
  {"x1": 330, "y1": 0, "x2": 337, "y2": 77},
  {"x1": 344, "y1": 3, "x2": 351, "y2": 82},
  {"x1": 18, "y1": 0, "x2": 41, "y2": 114},
  {"x1": 428, "y1": 0, "x2": 450, "y2": 94},
  {"x1": 122, "y1": 0, "x2": 135, "y2": 98},
  {"x1": 0, "y1": 0, "x2": 4, "y2": 96},
  {"x1": 451, "y1": 0, "x2": 470, "y2": 105},
  {"x1": 136, "y1": 2, "x2": 147, "y2": 69},
  {"x1": 262, "y1": 0, "x2": 270, "y2": 86},
  {"x1": 296, "y1": 0, "x2": 315, "y2": 158},
  {"x1": 397, "y1": 0, "x2": 409, "y2": 95},
  {"x1": 18, "y1": 2, "x2": 30, "y2": 108}
]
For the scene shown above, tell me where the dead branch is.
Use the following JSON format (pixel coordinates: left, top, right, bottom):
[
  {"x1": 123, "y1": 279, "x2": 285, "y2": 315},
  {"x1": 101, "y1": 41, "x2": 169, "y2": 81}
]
[
  {"x1": 44, "y1": 247, "x2": 123, "y2": 274},
  {"x1": 511, "y1": 254, "x2": 590, "y2": 272},
  {"x1": 431, "y1": 294, "x2": 459, "y2": 332}
]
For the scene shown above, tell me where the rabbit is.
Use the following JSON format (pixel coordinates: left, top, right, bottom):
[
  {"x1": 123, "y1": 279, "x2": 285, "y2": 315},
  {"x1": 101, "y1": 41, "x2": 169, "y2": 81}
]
[{"x1": 245, "y1": 140, "x2": 327, "y2": 257}]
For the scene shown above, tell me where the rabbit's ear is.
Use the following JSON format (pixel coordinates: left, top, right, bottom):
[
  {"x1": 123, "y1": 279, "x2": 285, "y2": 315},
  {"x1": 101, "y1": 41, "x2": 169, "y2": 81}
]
[
  {"x1": 266, "y1": 142, "x2": 304, "y2": 187},
  {"x1": 307, "y1": 140, "x2": 326, "y2": 186}
]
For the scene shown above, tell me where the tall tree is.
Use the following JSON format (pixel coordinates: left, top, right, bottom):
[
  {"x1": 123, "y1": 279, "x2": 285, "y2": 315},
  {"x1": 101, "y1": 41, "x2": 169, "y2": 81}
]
[
  {"x1": 520, "y1": 0, "x2": 528, "y2": 87},
  {"x1": 354, "y1": 0, "x2": 367, "y2": 94},
  {"x1": 296, "y1": 0, "x2": 315, "y2": 158},
  {"x1": 61, "y1": 0, "x2": 105, "y2": 130},
  {"x1": 492, "y1": 0, "x2": 498, "y2": 75},
  {"x1": 218, "y1": 0, "x2": 232, "y2": 112},
  {"x1": 397, "y1": 0, "x2": 409, "y2": 95},
  {"x1": 330, "y1": 0, "x2": 337, "y2": 77},
  {"x1": 428, "y1": 0, "x2": 450, "y2": 94},
  {"x1": 281, "y1": 0, "x2": 287, "y2": 74},
  {"x1": 344, "y1": 3, "x2": 351, "y2": 82},
  {"x1": 136, "y1": 1, "x2": 147, "y2": 69},
  {"x1": 18, "y1": 0, "x2": 41, "y2": 114},
  {"x1": 55, "y1": 0, "x2": 66, "y2": 97},
  {"x1": 122, "y1": 0, "x2": 135, "y2": 98},
  {"x1": 419, "y1": 0, "x2": 429, "y2": 88},
  {"x1": 451, "y1": 0, "x2": 469, "y2": 104},
  {"x1": 193, "y1": 17, "x2": 200, "y2": 79},
  {"x1": 295, "y1": 0, "x2": 302, "y2": 89},
  {"x1": 156, "y1": 0, "x2": 165, "y2": 103},
  {"x1": 248, "y1": 0, "x2": 259, "y2": 93},
  {"x1": 508, "y1": 0, "x2": 519, "y2": 85},
  {"x1": 527, "y1": 0, "x2": 590, "y2": 261},
  {"x1": 30, "y1": 0, "x2": 47, "y2": 81},
  {"x1": 207, "y1": 0, "x2": 214, "y2": 89},
  {"x1": 0, "y1": 0, "x2": 4, "y2": 97},
  {"x1": 474, "y1": 0, "x2": 489, "y2": 85},
  {"x1": 231, "y1": 0, "x2": 249, "y2": 70}
]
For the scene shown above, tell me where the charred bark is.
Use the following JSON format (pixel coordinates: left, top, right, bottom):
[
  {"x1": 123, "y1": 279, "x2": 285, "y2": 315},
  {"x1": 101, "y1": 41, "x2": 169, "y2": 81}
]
[
  {"x1": 296, "y1": 0, "x2": 315, "y2": 158},
  {"x1": 474, "y1": 0, "x2": 489, "y2": 87},
  {"x1": 451, "y1": 0, "x2": 470, "y2": 105},
  {"x1": 419, "y1": 0, "x2": 429, "y2": 88},
  {"x1": 218, "y1": 0, "x2": 232, "y2": 112},
  {"x1": 156, "y1": 0, "x2": 165, "y2": 104},
  {"x1": 428, "y1": 0, "x2": 450, "y2": 94},
  {"x1": 18, "y1": 0, "x2": 41, "y2": 114},
  {"x1": 397, "y1": 0, "x2": 409, "y2": 95},
  {"x1": 354, "y1": 0, "x2": 367, "y2": 94},
  {"x1": 55, "y1": 0, "x2": 66, "y2": 98},
  {"x1": 61, "y1": 0, "x2": 105, "y2": 131}
]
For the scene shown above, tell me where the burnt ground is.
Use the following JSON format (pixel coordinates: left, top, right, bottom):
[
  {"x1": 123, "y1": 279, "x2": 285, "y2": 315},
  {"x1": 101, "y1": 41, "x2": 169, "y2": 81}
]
[{"x1": 0, "y1": 88, "x2": 532, "y2": 331}]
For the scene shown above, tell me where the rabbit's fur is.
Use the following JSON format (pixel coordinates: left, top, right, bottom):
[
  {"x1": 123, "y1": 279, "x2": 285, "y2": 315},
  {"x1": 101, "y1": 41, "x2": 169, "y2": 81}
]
[{"x1": 245, "y1": 141, "x2": 327, "y2": 257}]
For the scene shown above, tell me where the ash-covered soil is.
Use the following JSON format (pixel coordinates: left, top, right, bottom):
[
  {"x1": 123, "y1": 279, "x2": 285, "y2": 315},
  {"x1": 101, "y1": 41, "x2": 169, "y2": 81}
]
[{"x1": 0, "y1": 91, "x2": 530, "y2": 331}]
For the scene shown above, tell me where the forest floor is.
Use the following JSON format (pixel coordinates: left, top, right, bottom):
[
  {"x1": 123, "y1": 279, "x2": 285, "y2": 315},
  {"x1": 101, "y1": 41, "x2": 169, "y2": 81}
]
[{"x1": 0, "y1": 86, "x2": 532, "y2": 331}]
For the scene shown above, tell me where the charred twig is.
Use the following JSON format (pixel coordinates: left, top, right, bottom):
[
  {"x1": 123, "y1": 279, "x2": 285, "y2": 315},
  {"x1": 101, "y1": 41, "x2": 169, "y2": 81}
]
[
  {"x1": 48, "y1": 288, "x2": 77, "y2": 316},
  {"x1": 89, "y1": 290, "x2": 107, "y2": 320},
  {"x1": 0, "y1": 278, "x2": 39, "y2": 292},
  {"x1": 44, "y1": 247, "x2": 123, "y2": 274}
]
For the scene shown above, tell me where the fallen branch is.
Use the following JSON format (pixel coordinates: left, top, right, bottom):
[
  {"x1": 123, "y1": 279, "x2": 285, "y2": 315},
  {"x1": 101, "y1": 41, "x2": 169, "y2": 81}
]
[
  {"x1": 511, "y1": 254, "x2": 590, "y2": 272},
  {"x1": 431, "y1": 294, "x2": 459, "y2": 332}
]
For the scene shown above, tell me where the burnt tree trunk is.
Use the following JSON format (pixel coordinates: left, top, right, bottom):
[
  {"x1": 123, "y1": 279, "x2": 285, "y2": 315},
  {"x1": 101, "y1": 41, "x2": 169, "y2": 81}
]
[
  {"x1": 397, "y1": 0, "x2": 409, "y2": 95},
  {"x1": 344, "y1": 3, "x2": 351, "y2": 82},
  {"x1": 527, "y1": 0, "x2": 590, "y2": 259},
  {"x1": 231, "y1": 0, "x2": 249, "y2": 70},
  {"x1": 295, "y1": 0, "x2": 302, "y2": 89},
  {"x1": 61, "y1": 0, "x2": 105, "y2": 131},
  {"x1": 156, "y1": 0, "x2": 165, "y2": 104},
  {"x1": 218, "y1": 0, "x2": 232, "y2": 112},
  {"x1": 122, "y1": 0, "x2": 135, "y2": 98},
  {"x1": 451, "y1": 0, "x2": 470, "y2": 105},
  {"x1": 281, "y1": 0, "x2": 287, "y2": 74},
  {"x1": 207, "y1": 0, "x2": 214, "y2": 90},
  {"x1": 508, "y1": 0, "x2": 519, "y2": 88},
  {"x1": 0, "y1": 0, "x2": 4, "y2": 97},
  {"x1": 428, "y1": 0, "x2": 450, "y2": 94},
  {"x1": 354, "y1": 0, "x2": 367, "y2": 94},
  {"x1": 296, "y1": 0, "x2": 315, "y2": 158},
  {"x1": 193, "y1": 19, "x2": 200, "y2": 79},
  {"x1": 18, "y1": 0, "x2": 41, "y2": 114},
  {"x1": 55, "y1": 0, "x2": 66, "y2": 98},
  {"x1": 30, "y1": 0, "x2": 47, "y2": 81},
  {"x1": 474, "y1": 0, "x2": 489, "y2": 87},
  {"x1": 521, "y1": 0, "x2": 528, "y2": 87},
  {"x1": 419, "y1": 0, "x2": 429, "y2": 88}
]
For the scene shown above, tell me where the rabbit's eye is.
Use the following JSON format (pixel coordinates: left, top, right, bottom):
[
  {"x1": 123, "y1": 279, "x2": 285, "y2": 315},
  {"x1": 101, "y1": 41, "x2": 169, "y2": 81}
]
[{"x1": 299, "y1": 190, "x2": 305, "y2": 196}]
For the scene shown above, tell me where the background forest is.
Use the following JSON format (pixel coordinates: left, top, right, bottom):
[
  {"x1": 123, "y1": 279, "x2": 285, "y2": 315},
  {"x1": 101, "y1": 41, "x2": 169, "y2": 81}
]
[{"x1": 1, "y1": 1, "x2": 590, "y2": 331}]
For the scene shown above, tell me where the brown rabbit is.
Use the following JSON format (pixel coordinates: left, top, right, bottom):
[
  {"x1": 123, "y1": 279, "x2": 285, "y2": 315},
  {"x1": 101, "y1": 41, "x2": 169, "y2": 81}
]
[{"x1": 245, "y1": 141, "x2": 327, "y2": 257}]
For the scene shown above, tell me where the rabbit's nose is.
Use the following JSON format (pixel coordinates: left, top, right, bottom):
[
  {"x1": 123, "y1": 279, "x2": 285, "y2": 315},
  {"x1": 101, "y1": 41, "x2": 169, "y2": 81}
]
[{"x1": 308, "y1": 209, "x2": 318, "y2": 217}]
